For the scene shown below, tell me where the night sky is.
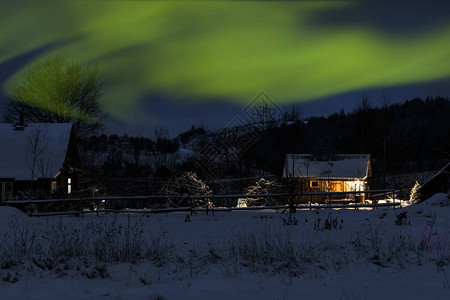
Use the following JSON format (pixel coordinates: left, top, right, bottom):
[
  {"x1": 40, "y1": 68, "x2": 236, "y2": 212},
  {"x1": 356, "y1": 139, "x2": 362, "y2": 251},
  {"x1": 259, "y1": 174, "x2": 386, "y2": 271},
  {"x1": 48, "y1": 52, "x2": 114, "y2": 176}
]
[{"x1": 1, "y1": 0, "x2": 449, "y2": 136}]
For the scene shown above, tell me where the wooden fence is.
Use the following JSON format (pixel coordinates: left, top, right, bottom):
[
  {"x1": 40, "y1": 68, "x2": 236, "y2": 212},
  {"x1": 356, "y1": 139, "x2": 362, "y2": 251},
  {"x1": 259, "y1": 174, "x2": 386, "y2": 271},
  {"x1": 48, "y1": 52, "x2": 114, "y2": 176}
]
[{"x1": 3, "y1": 189, "x2": 401, "y2": 217}]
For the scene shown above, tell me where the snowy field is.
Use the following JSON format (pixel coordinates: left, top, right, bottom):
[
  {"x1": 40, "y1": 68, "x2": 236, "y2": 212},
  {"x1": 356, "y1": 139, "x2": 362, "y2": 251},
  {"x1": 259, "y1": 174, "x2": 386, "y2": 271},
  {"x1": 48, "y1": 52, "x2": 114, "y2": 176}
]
[{"x1": 0, "y1": 194, "x2": 450, "y2": 300}]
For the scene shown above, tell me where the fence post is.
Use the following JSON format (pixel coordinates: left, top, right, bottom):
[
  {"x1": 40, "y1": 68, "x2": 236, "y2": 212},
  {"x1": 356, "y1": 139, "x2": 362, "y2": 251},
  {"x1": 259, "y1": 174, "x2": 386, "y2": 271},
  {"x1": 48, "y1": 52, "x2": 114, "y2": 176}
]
[
  {"x1": 289, "y1": 194, "x2": 296, "y2": 213},
  {"x1": 393, "y1": 190, "x2": 396, "y2": 208}
]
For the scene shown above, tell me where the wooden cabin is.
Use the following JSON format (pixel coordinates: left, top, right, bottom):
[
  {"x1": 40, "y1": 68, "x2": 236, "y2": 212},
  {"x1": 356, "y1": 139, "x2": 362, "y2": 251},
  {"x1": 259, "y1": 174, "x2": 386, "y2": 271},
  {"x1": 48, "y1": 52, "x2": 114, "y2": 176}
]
[
  {"x1": 0, "y1": 123, "x2": 78, "y2": 202},
  {"x1": 283, "y1": 154, "x2": 372, "y2": 203}
]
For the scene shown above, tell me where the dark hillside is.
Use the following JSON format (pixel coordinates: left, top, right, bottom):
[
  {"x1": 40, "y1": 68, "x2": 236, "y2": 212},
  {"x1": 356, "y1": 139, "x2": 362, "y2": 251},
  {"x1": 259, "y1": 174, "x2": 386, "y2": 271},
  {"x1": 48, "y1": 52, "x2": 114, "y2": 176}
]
[{"x1": 242, "y1": 97, "x2": 450, "y2": 184}]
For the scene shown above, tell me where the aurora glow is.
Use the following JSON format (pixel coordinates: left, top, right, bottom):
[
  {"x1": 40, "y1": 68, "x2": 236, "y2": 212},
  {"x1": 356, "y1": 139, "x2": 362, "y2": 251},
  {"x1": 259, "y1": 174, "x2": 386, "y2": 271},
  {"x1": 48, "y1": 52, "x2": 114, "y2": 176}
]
[{"x1": 1, "y1": 0, "x2": 450, "y2": 123}]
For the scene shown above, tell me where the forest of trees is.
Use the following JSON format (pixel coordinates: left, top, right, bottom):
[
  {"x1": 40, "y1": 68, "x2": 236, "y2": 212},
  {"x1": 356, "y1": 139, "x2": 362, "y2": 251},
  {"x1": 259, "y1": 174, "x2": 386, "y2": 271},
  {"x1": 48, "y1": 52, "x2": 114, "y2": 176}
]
[
  {"x1": 76, "y1": 97, "x2": 449, "y2": 192},
  {"x1": 243, "y1": 97, "x2": 449, "y2": 183}
]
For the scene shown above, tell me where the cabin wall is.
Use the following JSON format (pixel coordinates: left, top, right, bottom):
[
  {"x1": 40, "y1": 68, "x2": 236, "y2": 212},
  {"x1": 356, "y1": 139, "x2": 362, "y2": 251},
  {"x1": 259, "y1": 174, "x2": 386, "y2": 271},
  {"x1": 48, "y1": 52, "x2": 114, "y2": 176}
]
[
  {"x1": 296, "y1": 178, "x2": 367, "y2": 203},
  {"x1": 3, "y1": 173, "x2": 78, "y2": 201}
]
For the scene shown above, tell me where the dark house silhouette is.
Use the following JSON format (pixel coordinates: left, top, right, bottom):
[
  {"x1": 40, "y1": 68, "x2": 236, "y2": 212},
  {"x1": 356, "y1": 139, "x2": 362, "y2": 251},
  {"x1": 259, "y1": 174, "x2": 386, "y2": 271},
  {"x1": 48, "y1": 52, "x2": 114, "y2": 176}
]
[{"x1": 0, "y1": 123, "x2": 79, "y2": 202}]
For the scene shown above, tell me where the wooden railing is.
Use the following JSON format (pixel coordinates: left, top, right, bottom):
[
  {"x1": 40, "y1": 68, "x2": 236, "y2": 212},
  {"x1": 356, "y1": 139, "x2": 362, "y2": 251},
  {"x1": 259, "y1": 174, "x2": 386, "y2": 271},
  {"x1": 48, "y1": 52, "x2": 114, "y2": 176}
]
[{"x1": 3, "y1": 189, "x2": 401, "y2": 217}]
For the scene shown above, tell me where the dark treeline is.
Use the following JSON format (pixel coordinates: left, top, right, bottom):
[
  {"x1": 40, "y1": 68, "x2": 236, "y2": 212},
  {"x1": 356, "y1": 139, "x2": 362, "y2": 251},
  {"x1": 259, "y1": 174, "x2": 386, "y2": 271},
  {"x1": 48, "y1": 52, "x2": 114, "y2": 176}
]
[
  {"x1": 79, "y1": 133, "x2": 179, "y2": 178},
  {"x1": 77, "y1": 97, "x2": 449, "y2": 194},
  {"x1": 243, "y1": 97, "x2": 450, "y2": 183}
]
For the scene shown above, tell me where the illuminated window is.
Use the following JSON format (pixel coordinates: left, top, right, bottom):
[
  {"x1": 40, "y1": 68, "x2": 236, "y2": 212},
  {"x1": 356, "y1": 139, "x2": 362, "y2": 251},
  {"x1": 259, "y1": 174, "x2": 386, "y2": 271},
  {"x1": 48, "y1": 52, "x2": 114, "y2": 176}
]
[
  {"x1": 51, "y1": 181, "x2": 57, "y2": 192},
  {"x1": 344, "y1": 180, "x2": 364, "y2": 192},
  {"x1": 310, "y1": 181, "x2": 319, "y2": 188},
  {"x1": 328, "y1": 181, "x2": 343, "y2": 192},
  {"x1": 67, "y1": 178, "x2": 72, "y2": 194}
]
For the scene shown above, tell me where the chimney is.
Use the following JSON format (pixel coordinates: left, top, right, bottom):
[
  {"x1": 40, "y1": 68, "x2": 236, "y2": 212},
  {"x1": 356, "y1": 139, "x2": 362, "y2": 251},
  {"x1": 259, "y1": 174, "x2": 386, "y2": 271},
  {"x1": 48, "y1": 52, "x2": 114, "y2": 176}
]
[{"x1": 13, "y1": 113, "x2": 26, "y2": 130}]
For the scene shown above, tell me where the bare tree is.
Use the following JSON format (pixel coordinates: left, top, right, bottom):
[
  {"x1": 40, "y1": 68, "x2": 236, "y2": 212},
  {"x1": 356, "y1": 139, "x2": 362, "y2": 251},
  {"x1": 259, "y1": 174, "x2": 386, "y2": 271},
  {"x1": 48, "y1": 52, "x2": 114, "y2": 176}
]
[
  {"x1": 26, "y1": 125, "x2": 50, "y2": 180},
  {"x1": 4, "y1": 55, "x2": 104, "y2": 138},
  {"x1": 359, "y1": 95, "x2": 371, "y2": 112},
  {"x1": 281, "y1": 104, "x2": 302, "y2": 124},
  {"x1": 251, "y1": 102, "x2": 279, "y2": 130},
  {"x1": 356, "y1": 96, "x2": 371, "y2": 153},
  {"x1": 151, "y1": 126, "x2": 177, "y2": 176},
  {"x1": 152, "y1": 126, "x2": 169, "y2": 173}
]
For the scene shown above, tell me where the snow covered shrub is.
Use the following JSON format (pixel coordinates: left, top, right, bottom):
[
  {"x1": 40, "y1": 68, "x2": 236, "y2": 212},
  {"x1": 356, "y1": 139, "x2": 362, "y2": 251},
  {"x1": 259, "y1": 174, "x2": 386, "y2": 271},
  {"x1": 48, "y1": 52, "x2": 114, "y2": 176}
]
[
  {"x1": 244, "y1": 177, "x2": 301, "y2": 208},
  {"x1": 160, "y1": 172, "x2": 212, "y2": 207},
  {"x1": 244, "y1": 178, "x2": 280, "y2": 206},
  {"x1": 409, "y1": 181, "x2": 421, "y2": 203}
]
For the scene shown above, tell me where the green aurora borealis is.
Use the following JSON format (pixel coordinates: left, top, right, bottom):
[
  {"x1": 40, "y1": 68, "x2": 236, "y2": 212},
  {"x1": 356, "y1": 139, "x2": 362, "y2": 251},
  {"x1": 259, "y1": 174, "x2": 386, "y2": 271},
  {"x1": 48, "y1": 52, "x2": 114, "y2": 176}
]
[{"x1": 1, "y1": 0, "x2": 450, "y2": 122}]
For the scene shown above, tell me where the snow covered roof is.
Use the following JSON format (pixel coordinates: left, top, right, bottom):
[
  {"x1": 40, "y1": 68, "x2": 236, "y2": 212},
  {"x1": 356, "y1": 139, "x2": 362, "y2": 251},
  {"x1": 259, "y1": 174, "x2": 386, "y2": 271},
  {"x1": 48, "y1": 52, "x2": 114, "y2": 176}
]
[
  {"x1": 0, "y1": 123, "x2": 72, "y2": 180},
  {"x1": 283, "y1": 154, "x2": 371, "y2": 180}
]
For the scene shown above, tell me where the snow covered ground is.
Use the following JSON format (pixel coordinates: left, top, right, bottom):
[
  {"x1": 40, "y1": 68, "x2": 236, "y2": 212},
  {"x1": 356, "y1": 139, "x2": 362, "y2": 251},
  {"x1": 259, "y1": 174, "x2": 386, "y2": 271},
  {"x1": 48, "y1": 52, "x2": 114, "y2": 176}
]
[{"x1": 0, "y1": 193, "x2": 450, "y2": 299}]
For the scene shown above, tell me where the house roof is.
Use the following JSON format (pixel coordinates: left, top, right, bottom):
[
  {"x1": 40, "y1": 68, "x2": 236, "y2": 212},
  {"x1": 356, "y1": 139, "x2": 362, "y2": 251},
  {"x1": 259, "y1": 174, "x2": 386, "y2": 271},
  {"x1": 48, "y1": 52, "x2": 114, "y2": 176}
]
[
  {"x1": 283, "y1": 154, "x2": 371, "y2": 180},
  {"x1": 0, "y1": 123, "x2": 72, "y2": 180}
]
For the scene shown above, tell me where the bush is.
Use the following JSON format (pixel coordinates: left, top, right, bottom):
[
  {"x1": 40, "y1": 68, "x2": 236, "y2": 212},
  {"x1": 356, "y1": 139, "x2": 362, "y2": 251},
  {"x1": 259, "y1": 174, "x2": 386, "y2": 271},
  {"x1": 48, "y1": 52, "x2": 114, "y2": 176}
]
[
  {"x1": 244, "y1": 178, "x2": 280, "y2": 206},
  {"x1": 160, "y1": 172, "x2": 212, "y2": 207},
  {"x1": 410, "y1": 181, "x2": 421, "y2": 203}
]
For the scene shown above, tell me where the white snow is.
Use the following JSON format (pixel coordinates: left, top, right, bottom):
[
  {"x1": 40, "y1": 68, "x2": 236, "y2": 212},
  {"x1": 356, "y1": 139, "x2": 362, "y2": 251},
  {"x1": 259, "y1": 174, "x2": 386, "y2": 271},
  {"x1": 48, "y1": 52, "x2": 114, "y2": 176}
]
[
  {"x1": 0, "y1": 193, "x2": 449, "y2": 299},
  {"x1": 283, "y1": 154, "x2": 371, "y2": 179}
]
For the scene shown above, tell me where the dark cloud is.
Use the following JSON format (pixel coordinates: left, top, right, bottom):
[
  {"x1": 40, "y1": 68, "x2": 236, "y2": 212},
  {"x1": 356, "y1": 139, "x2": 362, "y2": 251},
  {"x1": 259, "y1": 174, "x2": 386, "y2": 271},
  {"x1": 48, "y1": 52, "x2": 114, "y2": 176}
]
[
  {"x1": 107, "y1": 77, "x2": 450, "y2": 138},
  {"x1": 309, "y1": 0, "x2": 450, "y2": 36},
  {"x1": 104, "y1": 94, "x2": 244, "y2": 137},
  {"x1": 293, "y1": 77, "x2": 450, "y2": 118}
]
